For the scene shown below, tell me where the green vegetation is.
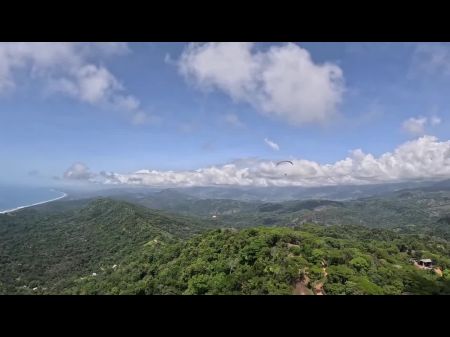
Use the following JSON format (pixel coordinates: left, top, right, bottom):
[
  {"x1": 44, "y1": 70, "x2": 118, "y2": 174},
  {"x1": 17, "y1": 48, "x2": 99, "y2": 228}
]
[
  {"x1": 1, "y1": 195, "x2": 450, "y2": 295},
  {"x1": 66, "y1": 224, "x2": 450, "y2": 295},
  {"x1": 113, "y1": 188, "x2": 450, "y2": 240},
  {"x1": 0, "y1": 198, "x2": 213, "y2": 294}
]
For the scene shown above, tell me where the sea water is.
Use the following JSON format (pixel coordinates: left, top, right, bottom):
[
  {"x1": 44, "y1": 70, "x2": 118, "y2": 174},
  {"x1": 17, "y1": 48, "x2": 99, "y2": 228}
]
[{"x1": 0, "y1": 184, "x2": 66, "y2": 213}]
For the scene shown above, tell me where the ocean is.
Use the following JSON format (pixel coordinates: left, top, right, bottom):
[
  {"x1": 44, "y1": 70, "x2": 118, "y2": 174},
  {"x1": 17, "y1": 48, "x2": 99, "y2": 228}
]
[{"x1": 0, "y1": 184, "x2": 66, "y2": 213}]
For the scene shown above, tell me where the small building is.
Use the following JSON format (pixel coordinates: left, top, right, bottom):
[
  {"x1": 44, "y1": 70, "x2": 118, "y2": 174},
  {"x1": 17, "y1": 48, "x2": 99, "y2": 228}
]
[{"x1": 418, "y1": 259, "x2": 433, "y2": 268}]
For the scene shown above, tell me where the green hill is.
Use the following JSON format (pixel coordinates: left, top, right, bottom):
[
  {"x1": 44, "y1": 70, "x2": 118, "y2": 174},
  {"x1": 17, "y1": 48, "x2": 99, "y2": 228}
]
[
  {"x1": 107, "y1": 187, "x2": 450, "y2": 239},
  {"x1": 2, "y1": 196, "x2": 450, "y2": 295},
  {"x1": 111, "y1": 188, "x2": 259, "y2": 218},
  {"x1": 0, "y1": 198, "x2": 213, "y2": 294},
  {"x1": 66, "y1": 224, "x2": 450, "y2": 295}
]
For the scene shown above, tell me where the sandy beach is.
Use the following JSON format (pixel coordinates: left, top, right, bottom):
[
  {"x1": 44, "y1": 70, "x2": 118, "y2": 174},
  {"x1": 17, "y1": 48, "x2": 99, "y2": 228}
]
[{"x1": 0, "y1": 192, "x2": 67, "y2": 214}]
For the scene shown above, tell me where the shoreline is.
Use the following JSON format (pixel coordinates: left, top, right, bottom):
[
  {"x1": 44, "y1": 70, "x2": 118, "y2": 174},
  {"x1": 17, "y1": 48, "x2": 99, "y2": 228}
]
[{"x1": 0, "y1": 191, "x2": 68, "y2": 214}]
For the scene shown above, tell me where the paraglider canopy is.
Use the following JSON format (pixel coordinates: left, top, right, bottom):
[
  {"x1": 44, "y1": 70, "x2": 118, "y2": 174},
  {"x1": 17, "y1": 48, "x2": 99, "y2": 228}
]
[
  {"x1": 276, "y1": 160, "x2": 293, "y2": 176},
  {"x1": 276, "y1": 160, "x2": 294, "y2": 166}
]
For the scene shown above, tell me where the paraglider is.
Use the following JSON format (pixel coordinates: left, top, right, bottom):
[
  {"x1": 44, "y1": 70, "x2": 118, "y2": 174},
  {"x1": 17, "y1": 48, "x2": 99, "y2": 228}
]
[
  {"x1": 276, "y1": 160, "x2": 294, "y2": 166},
  {"x1": 276, "y1": 161, "x2": 294, "y2": 176}
]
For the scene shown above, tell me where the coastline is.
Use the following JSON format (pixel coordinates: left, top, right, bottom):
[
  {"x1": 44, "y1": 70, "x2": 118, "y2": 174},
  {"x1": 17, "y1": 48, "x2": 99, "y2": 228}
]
[{"x1": 0, "y1": 191, "x2": 68, "y2": 214}]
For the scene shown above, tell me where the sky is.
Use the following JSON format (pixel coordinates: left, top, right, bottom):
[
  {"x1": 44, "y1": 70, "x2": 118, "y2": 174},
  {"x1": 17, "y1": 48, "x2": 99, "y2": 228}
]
[{"x1": 1, "y1": 42, "x2": 450, "y2": 187}]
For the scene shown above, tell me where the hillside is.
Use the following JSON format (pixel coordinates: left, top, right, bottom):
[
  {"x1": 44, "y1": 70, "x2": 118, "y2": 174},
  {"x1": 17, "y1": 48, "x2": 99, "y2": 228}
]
[
  {"x1": 2, "y1": 194, "x2": 450, "y2": 295},
  {"x1": 134, "y1": 190, "x2": 450, "y2": 238},
  {"x1": 169, "y1": 181, "x2": 436, "y2": 201},
  {"x1": 269, "y1": 190, "x2": 450, "y2": 238},
  {"x1": 115, "y1": 189, "x2": 258, "y2": 217},
  {"x1": 98, "y1": 186, "x2": 450, "y2": 239},
  {"x1": 67, "y1": 224, "x2": 450, "y2": 295},
  {"x1": 0, "y1": 198, "x2": 213, "y2": 294}
]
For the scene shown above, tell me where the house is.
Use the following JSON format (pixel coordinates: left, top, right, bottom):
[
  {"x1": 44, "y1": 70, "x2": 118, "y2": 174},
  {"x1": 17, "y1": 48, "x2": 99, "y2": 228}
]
[{"x1": 418, "y1": 259, "x2": 433, "y2": 268}]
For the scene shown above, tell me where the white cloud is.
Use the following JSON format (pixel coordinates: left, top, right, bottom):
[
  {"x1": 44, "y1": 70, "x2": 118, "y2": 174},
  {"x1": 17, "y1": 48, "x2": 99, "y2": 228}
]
[
  {"x1": 224, "y1": 113, "x2": 244, "y2": 128},
  {"x1": 264, "y1": 138, "x2": 280, "y2": 151},
  {"x1": 177, "y1": 42, "x2": 344, "y2": 126},
  {"x1": 0, "y1": 42, "x2": 146, "y2": 123},
  {"x1": 91, "y1": 136, "x2": 450, "y2": 188},
  {"x1": 64, "y1": 162, "x2": 94, "y2": 180},
  {"x1": 402, "y1": 117, "x2": 428, "y2": 135},
  {"x1": 402, "y1": 116, "x2": 442, "y2": 136},
  {"x1": 113, "y1": 95, "x2": 141, "y2": 111},
  {"x1": 50, "y1": 64, "x2": 124, "y2": 106}
]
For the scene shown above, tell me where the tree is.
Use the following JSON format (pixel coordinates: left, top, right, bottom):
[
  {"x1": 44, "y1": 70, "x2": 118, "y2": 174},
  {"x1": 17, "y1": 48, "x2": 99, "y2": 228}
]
[
  {"x1": 443, "y1": 269, "x2": 450, "y2": 281},
  {"x1": 311, "y1": 249, "x2": 325, "y2": 264},
  {"x1": 350, "y1": 257, "x2": 370, "y2": 272}
]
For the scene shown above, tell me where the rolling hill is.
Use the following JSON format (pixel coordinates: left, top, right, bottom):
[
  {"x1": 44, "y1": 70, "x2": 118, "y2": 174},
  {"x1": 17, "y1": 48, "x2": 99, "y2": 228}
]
[
  {"x1": 110, "y1": 187, "x2": 450, "y2": 239},
  {"x1": 66, "y1": 224, "x2": 450, "y2": 295},
  {"x1": 0, "y1": 198, "x2": 214, "y2": 294},
  {"x1": 2, "y1": 186, "x2": 450, "y2": 295}
]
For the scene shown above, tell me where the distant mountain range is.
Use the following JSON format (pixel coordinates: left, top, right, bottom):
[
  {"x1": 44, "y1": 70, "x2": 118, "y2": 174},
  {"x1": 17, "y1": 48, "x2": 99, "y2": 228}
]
[
  {"x1": 68, "y1": 180, "x2": 450, "y2": 239},
  {"x1": 63, "y1": 179, "x2": 449, "y2": 203}
]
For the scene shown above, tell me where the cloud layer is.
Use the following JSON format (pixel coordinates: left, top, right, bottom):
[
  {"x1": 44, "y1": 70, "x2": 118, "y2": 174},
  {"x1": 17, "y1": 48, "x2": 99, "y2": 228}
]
[
  {"x1": 86, "y1": 136, "x2": 450, "y2": 187},
  {"x1": 0, "y1": 42, "x2": 149, "y2": 123},
  {"x1": 178, "y1": 42, "x2": 345, "y2": 126}
]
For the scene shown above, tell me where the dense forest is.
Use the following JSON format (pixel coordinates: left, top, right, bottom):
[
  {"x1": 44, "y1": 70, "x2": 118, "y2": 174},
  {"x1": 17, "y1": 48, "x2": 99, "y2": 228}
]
[
  {"x1": 1, "y1": 197, "x2": 450, "y2": 295},
  {"x1": 67, "y1": 225, "x2": 450, "y2": 295},
  {"x1": 111, "y1": 188, "x2": 450, "y2": 239},
  {"x1": 0, "y1": 198, "x2": 213, "y2": 294}
]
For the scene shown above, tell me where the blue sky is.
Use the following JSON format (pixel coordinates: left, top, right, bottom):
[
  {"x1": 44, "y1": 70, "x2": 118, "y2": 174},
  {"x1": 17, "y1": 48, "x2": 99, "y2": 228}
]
[{"x1": 1, "y1": 42, "x2": 450, "y2": 187}]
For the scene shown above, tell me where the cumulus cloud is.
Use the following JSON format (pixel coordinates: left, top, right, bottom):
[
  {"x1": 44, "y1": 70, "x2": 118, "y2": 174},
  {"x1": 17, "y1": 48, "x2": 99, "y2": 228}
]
[
  {"x1": 402, "y1": 116, "x2": 442, "y2": 136},
  {"x1": 178, "y1": 42, "x2": 344, "y2": 126},
  {"x1": 92, "y1": 136, "x2": 450, "y2": 188},
  {"x1": 264, "y1": 138, "x2": 280, "y2": 151},
  {"x1": 64, "y1": 162, "x2": 95, "y2": 180},
  {"x1": 49, "y1": 64, "x2": 126, "y2": 106},
  {"x1": 0, "y1": 42, "x2": 149, "y2": 123},
  {"x1": 402, "y1": 117, "x2": 428, "y2": 135}
]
